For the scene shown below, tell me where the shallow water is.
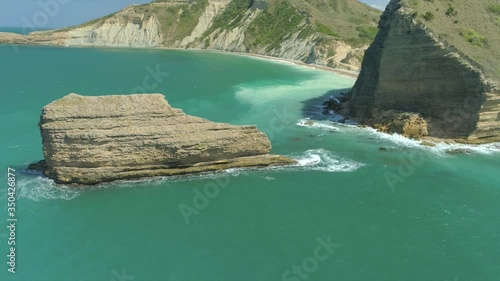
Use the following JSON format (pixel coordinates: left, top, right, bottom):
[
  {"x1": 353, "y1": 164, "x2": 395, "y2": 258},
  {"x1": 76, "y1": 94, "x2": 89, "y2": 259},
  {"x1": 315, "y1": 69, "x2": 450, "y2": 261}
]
[{"x1": 0, "y1": 44, "x2": 499, "y2": 281}]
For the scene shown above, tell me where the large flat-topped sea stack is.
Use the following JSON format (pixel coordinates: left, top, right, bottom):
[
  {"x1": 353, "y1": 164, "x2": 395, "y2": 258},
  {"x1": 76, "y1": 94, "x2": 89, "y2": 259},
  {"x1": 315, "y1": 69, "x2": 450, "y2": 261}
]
[{"x1": 38, "y1": 93, "x2": 295, "y2": 184}]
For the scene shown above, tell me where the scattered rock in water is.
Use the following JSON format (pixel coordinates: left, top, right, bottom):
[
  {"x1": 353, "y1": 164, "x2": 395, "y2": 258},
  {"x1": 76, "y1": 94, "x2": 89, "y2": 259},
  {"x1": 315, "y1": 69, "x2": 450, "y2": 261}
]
[
  {"x1": 366, "y1": 110, "x2": 429, "y2": 139},
  {"x1": 321, "y1": 93, "x2": 353, "y2": 121},
  {"x1": 322, "y1": 97, "x2": 343, "y2": 113},
  {"x1": 446, "y1": 148, "x2": 472, "y2": 155},
  {"x1": 27, "y1": 160, "x2": 47, "y2": 172}
]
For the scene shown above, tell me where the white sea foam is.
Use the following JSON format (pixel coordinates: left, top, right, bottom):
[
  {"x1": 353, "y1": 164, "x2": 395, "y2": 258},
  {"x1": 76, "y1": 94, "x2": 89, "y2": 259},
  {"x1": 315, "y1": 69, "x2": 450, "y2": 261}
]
[
  {"x1": 364, "y1": 128, "x2": 423, "y2": 148},
  {"x1": 233, "y1": 74, "x2": 354, "y2": 108},
  {"x1": 362, "y1": 127, "x2": 500, "y2": 155},
  {"x1": 99, "y1": 168, "x2": 242, "y2": 190},
  {"x1": 296, "y1": 119, "x2": 340, "y2": 131},
  {"x1": 8, "y1": 149, "x2": 363, "y2": 201},
  {"x1": 16, "y1": 173, "x2": 82, "y2": 201},
  {"x1": 430, "y1": 142, "x2": 500, "y2": 155},
  {"x1": 290, "y1": 149, "x2": 364, "y2": 172}
]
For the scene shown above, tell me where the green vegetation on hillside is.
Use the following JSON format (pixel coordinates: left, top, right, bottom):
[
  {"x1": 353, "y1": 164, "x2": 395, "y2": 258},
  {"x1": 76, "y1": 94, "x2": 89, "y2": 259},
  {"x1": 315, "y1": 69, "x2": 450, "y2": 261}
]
[
  {"x1": 315, "y1": 22, "x2": 339, "y2": 37},
  {"x1": 205, "y1": 0, "x2": 252, "y2": 34},
  {"x1": 404, "y1": 0, "x2": 500, "y2": 79},
  {"x1": 487, "y1": 3, "x2": 500, "y2": 15},
  {"x1": 423, "y1": 11, "x2": 435, "y2": 20},
  {"x1": 290, "y1": 0, "x2": 381, "y2": 47},
  {"x1": 63, "y1": 0, "x2": 382, "y2": 58},
  {"x1": 245, "y1": 0, "x2": 308, "y2": 51},
  {"x1": 148, "y1": 0, "x2": 208, "y2": 44},
  {"x1": 460, "y1": 29, "x2": 486, "y2": 46}
]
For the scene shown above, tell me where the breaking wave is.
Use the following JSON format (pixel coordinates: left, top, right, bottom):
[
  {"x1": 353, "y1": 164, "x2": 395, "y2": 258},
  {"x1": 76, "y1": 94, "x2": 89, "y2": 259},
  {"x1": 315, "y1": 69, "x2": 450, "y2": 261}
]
[
  {"x1": 15, "y1": 172, "x2": 82, "y2": 201},
  {"x1": 10, "y1": 148, "x2": 364, "y2": 201},
  {"x1": 296, "y1": 119, "x2": 340, "y2": 131},
  {"x1": 363, "y1": 127, "x2": 500, "y2": 155},
  {"x1": 289, "y1": 148, "x2": 364, "y2": 172}
]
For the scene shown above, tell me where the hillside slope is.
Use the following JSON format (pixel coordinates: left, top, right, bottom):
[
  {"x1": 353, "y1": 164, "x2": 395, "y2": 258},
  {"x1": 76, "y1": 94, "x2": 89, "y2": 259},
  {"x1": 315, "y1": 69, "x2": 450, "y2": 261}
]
[
  {"x1": 346, "y1": 0, "x2": 500, "y2": 143},
  {"x1": 0, "y1": 0, "x2": 381, "y2": 71}
]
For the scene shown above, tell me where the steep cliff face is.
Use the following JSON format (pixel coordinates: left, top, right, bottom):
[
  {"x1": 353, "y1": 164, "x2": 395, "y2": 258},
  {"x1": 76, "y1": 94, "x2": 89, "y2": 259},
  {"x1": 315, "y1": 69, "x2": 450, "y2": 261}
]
[
  {"x1": 0, "y1": 0, "x2": 380, "y2": 71},
  {"x1": 63, "y1": 9, "x2": 163, "y2": 47},
  {"x1": 37, "y1": 93, "x2": 295, "y2": 184},
  {"x1": 347, "y1": 0, "x2": 500, "y2": 143}
]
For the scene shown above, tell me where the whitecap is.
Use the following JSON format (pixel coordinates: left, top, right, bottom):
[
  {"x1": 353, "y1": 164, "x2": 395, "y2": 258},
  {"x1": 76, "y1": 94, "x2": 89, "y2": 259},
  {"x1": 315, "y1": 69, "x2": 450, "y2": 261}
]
[
  {"x1": 361, "y1": 127, "x2": 500, "y2": 155},
  {"x1": 289, "y1": 148, "x2": 364, "y2": 172},
  {"x1": 296, "y1": 119, "x2": 340, "y2": 131},
  {"x1": 364, "y1": 128, "x2": 423, "y2": 148},
  {"x1": 430, "y1": 142, "x2": 500, "y2": 155},
  {"x1": 16, "y1": 174, "x2": 82, "y2": 201}
]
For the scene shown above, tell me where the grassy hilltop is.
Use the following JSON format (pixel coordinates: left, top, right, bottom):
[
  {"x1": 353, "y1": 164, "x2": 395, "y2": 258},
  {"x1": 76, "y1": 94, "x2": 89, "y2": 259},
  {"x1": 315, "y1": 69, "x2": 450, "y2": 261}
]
[
  {"x1": 78, "y1": 0, "x2": 382, "y2": 49},
  {"x1": 404, "y1": 0, "x2": 500, "y2": 79}
]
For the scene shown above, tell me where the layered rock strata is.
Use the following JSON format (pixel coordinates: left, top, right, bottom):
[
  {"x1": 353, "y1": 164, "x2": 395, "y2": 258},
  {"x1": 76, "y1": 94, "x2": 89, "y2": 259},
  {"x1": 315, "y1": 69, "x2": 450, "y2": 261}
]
[
  {"x1": 346, "y1": 0, "x2": 500, "y2": 143},
  {"x1": 36, "y1": 93, "x2": 295, "y2": 184}
]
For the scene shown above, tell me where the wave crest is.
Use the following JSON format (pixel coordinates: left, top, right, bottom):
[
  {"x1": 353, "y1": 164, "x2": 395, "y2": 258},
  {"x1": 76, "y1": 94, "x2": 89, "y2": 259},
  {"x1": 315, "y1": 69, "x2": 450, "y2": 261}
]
[
  {"x1": 16, "y1": 173, "x2": 82, "y2": 201},
  {"x1": 290, "y1": 149, "x2": 364, "y2": 172}
]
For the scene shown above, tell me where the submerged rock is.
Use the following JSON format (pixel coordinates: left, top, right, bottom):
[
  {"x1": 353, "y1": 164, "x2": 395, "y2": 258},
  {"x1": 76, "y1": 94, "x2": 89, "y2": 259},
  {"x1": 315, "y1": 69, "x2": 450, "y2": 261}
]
[
  {"x1": 34, "y1": 93, "x2": 296, "y2": 185},
  {"x1": 446, "y1": 149, "x2": 472, "y2": 155},
  {"x1": 420, "y1": 141, "x2": 436, "y2": 147}
]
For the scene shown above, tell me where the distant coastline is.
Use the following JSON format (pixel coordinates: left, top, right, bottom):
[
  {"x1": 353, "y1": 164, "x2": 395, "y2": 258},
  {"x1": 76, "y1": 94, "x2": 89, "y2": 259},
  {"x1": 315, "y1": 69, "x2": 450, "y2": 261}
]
[{"x1": 0, "y1": 35, "x2": 360, "y2": 80}]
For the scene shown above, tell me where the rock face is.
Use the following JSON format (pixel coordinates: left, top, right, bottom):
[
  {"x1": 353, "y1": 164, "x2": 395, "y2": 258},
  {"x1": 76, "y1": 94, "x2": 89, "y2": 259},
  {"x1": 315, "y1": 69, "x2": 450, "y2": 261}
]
[
  {"x1": 372, "y1": 111, "x2": 429, "y2": 139},
  {"x1": 38, "y1": 93, "x2": 295, "y2": 184},
  {"x1": 0, "y1": 0, "x2": 380, "y2": 72},
  {"x1": 346, "y1": 0, "x2": 500, "y2": 143},
  {"x1": 63, "y1": 9, "x2": 163, "y2": 47}
]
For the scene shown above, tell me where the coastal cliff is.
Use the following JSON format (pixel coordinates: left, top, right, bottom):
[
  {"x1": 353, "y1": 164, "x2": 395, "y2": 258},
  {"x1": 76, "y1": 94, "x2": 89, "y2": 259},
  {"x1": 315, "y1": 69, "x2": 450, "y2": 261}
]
[
  {"x1": 346, "y1": 0, "x2": 500, "y2": 143},
  {"x1": 36, "y1": 93, "x2": 295, "y2": 184},
  {"x1": 0, "y1": 0, "x2": 381, "y2": 71}
]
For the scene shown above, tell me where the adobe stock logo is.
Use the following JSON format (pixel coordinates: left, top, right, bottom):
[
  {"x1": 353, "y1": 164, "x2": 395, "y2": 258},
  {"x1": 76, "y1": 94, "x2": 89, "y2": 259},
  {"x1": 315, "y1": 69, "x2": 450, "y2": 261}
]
[
  {"x1": 282, "y1": 235, "x2": 340, "y2": 281},
  {"x1": 13, "y1": 0, "x2": 72, "y2": 54},
  {"x1": 0, "y1": 232, "x2": 7, "y2": 244},
  {"x1": 132, "y1": 64, "x2": 170, "y2": 94},
  {"x1": 21, "y1": 0, "x2": 71, "y2": 33},
  {"x1": 110, "y1": 268, "x2": 135, "y2": 281}
]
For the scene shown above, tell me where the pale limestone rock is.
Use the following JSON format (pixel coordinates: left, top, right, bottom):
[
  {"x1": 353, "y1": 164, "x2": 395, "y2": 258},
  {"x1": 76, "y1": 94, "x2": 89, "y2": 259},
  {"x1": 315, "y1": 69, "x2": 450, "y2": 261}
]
[{"x1": 37, "y1": 93, "x2": 295, "y2": 184}]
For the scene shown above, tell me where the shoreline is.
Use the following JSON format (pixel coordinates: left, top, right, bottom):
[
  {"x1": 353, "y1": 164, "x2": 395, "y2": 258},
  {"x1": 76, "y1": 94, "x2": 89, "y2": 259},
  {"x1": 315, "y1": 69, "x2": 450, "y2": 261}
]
[
  {"x1": 0, "y1": 37, "x2": 359, "y2": 79},
  {"x1": 188, "y1": 48, "x2": 360, "y2": 79}
]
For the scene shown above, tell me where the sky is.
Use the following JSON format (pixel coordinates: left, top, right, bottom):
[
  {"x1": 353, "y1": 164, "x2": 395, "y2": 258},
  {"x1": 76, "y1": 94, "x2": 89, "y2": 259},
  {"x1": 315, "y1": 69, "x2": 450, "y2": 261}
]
[{"x1": 0, "y1": 0, "x2": 391, "y2": 29}]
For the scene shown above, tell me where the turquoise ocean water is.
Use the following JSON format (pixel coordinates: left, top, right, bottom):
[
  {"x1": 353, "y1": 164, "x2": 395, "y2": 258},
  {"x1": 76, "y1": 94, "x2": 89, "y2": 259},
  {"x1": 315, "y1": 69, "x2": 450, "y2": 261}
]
[{"x1": 0, "y1": 40, "x2": 499, "y2": 281}]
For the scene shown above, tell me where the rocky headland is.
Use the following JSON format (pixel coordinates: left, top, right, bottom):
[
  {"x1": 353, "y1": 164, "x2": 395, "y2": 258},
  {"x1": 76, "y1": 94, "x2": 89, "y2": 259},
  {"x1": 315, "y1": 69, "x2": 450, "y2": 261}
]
[
  {"x1": 32, "y1": 93, "x2": 295, "y2": 184},
  {"x1": 342, "y1": 0, "x2": 500, "y2": 144}
]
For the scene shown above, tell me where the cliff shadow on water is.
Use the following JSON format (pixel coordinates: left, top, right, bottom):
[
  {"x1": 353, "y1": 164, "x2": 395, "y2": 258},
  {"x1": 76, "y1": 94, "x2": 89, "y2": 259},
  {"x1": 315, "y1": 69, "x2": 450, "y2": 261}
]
[{"x1": 300, "y1": 88, "x2": 351, "y2": 120}]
